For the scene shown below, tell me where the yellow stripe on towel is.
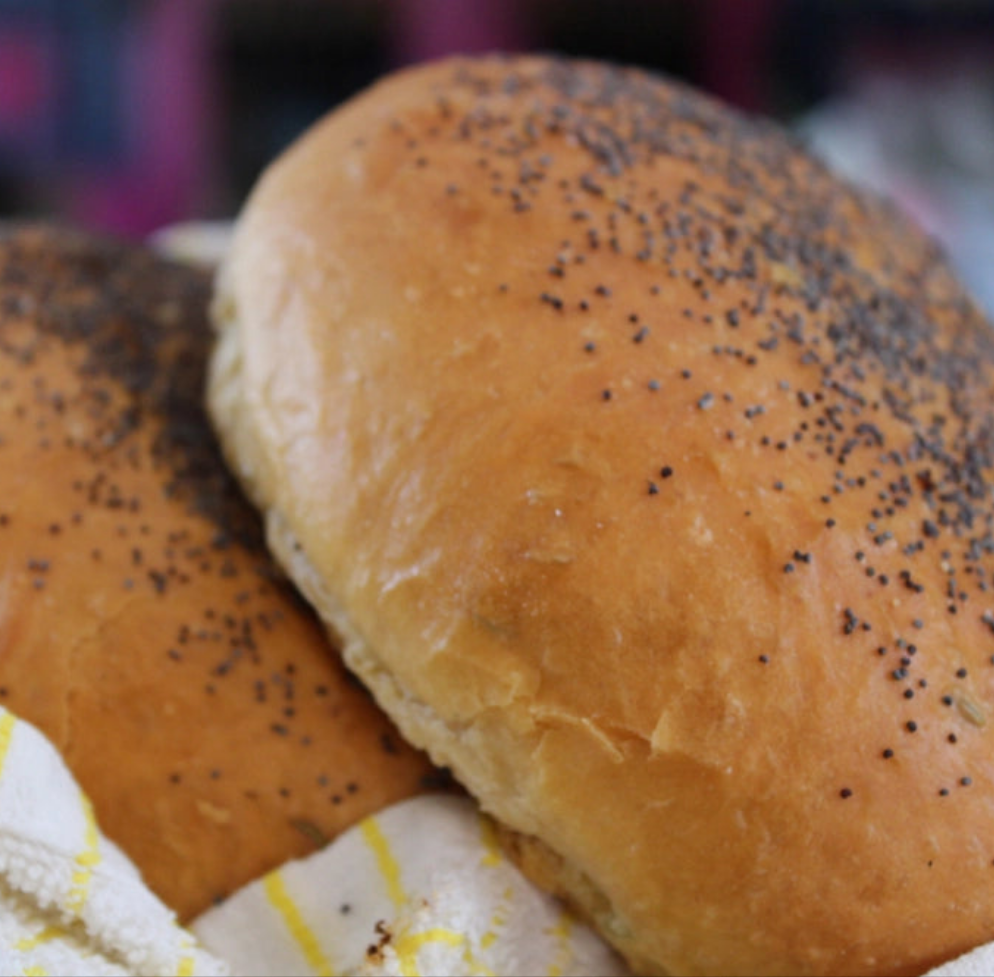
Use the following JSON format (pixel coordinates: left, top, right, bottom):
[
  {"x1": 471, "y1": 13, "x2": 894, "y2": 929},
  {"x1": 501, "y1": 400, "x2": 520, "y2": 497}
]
[
  {"x1": 0, "y1": 709, "x2": 17, "y2": 780},
  {"x1": 15, "y1": 924, "x2": 66, "y2": 951},
  {"x1": 360, "y1": 816, "x2": 406, "y2": 910},
  {"x1": 65, "y1": 791, "x2": 101, "y2": 915},
  {"x1": 477, "y1": 813, "x2": 503, "y2": 869},
  {"x1": 394, "y1": 927, "x2": 496, "y2": 977},
  {"x1": 395, "y1": 927, "x2": 462, "y2": 977},
  {"x1": 175, "y1": 948, "x2": 197, "y2": 977},
  {"x1": 262, "y1": 869, "x2": 335, "y2": 976},
  {"x1": 546, "y1": 907, "x2": 574, "y2": 977}
]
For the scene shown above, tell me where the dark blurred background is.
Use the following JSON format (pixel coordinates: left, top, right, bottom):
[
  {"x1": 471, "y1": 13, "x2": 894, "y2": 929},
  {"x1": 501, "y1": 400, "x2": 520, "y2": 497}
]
[{"x1": 1, "y1": 0, "x2": 993, "y2": 306}]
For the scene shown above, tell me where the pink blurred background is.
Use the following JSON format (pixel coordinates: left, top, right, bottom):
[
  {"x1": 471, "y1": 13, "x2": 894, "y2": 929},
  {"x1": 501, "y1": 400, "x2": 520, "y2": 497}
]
[{"x1": 2, "y1": 0, "x2": 993, "y2": 310}]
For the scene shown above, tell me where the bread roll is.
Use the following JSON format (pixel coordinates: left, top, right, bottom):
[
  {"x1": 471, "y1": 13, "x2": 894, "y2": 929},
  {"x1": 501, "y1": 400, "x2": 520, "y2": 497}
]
[
  {"x1": 0, "y1": 224, "x2": 439, "y2": 921},
  {"x1": 208, "y1": 55, "x2": 994, "y2": 975}
]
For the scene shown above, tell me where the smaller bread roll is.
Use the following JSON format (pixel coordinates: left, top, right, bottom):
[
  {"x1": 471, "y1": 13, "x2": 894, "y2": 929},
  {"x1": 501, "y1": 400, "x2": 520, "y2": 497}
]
[
  {"x1": 0, "y1": 224, "x2": 439, "y2": 921},
  {"x1": 209, "y1": 55, "x2": 994, "y2": 976}
]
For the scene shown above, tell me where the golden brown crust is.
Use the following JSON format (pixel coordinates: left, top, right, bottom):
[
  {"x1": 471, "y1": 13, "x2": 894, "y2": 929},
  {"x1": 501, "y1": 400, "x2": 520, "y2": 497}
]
[
  {"x1": 210, "y1": 55, "x2": 994, "y2": 974},
  {"x1": 0, "y1": 223, "x2": 439, "y2": 921}
]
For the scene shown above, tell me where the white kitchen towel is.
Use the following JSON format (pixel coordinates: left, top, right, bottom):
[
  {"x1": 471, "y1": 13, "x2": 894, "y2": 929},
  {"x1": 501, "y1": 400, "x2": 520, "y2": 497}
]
[
  {"x1": 191, "y1": 793, "x2": 628, "y2": 977},
  {"x1": 926, "y1": 945, "x2": 994, "y2": 977},
  {"x1": 0, "y1": 706, "x2": 227, "y2": 977}
]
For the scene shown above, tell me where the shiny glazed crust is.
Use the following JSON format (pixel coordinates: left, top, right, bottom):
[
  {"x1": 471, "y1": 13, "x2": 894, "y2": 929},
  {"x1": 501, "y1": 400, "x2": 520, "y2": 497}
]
[
  {"x1": 209, "y1": 55, "x2": 994, "y2": 975},
  {"x1": 0, "y1": 224, "x2": 438, "y2": 920}
]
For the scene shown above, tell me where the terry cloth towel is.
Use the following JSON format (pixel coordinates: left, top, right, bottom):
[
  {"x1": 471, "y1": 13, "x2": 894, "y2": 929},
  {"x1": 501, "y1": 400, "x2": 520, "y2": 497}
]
[
  {"x1": 191, "y1": 793, "x2": 628, "y2": 977},
  {"x1": 0, "y1": 706, "x2": 227, "y2": 977}
]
